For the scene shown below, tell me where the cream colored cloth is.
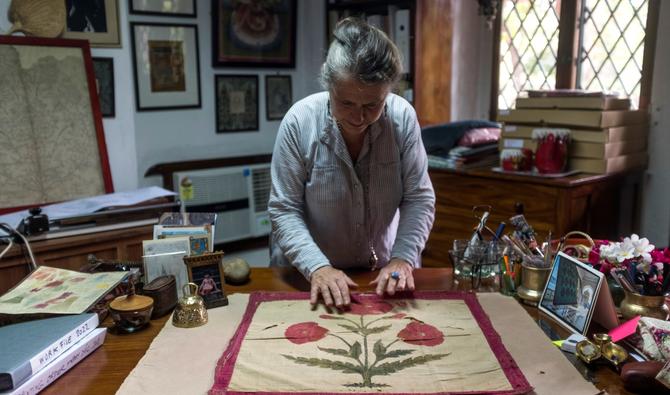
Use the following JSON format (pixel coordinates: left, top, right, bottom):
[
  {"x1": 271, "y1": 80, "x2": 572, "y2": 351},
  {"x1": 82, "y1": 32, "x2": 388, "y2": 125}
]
[{"x1": 117, "y1": 293, "x2": 601, "y2": 395}]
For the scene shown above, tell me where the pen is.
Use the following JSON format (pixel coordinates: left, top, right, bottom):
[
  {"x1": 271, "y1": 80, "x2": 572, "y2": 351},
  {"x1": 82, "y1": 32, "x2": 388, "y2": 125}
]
[{"x1": 494, "y1": 222, "x2": 506, "y2": 241}]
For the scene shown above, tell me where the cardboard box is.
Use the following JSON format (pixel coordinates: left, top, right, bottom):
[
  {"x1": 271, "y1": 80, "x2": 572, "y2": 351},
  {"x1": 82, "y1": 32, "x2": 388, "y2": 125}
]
[
  {"x1": 515, "y1": 96, "x2": 631, "y2": 111},
  {"x1": 499, "y1": 137, "x2": 647, "y2": 159},
  {"x1": 569, "y1": 152, "x2": 648, "y2": 174},
  {"x1": 497, "y1": 108, "x2": 648, "y2": 128},
  {"x1": 502, "y1": 124, "x2": 648, "y2": 143}
]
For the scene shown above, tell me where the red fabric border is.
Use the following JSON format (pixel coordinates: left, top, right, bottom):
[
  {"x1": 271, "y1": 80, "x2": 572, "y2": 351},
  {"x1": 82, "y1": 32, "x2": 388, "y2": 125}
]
[{"x1": 210, "y1": 291, "x2": 533, "y2": 395}]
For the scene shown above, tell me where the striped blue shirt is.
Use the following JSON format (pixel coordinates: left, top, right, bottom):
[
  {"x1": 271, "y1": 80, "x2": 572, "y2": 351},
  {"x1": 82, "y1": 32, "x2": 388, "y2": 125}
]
[{"x1": 269, "y1": 92, "x2": 435, "y2": 279}]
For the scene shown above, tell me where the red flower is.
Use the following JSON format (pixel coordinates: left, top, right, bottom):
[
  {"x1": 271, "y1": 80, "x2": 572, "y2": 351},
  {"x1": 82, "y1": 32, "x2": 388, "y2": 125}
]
[
  {"x1": 347, "y1": 300, "x2": 393, "y2": 315},
  {"x1": 285, "y1": 322, "x2": 329, "y2": 344},
  {"x1": 397, "y1": 321, "x2": 444, "y2": 347}
]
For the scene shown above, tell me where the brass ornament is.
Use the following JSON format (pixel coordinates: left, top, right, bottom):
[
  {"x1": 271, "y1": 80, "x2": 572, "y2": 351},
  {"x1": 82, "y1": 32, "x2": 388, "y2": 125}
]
[{"x1": 172, "y1": 283, "x2": 208, "y2": 328}]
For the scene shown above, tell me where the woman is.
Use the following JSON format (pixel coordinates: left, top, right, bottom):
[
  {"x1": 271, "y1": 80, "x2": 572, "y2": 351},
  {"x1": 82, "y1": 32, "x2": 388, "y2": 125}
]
[{"x1": 268, "y1": 18, "x2": 435, "y2": 308}]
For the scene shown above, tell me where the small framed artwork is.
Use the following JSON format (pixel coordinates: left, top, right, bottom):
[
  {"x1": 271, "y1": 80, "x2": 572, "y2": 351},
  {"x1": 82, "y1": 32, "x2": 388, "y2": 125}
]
[
  {"x1": 211, "y1": 0, "x2": 296, "y2": 68},
  {"x1": 130, "y1": 22, "x2": 201, "y2": 111},
  {"x1": 92, "y1": 57, "x2": 115, "y2": 117},
  {"x1": 215, "y1": 75, "x2": 258, "y2": 133},
  {"x1": 129, "y1": 0, "x2": 197, "y2": 17},
  {"x1": 539, "y1": 252, "x2": 619, "y2": 335},
  {"x1": 265, "y1": 75, "x2": 292, "y2": 121},
  {"x1": 63, "y1": 0, "x2": 121, "y2": 47},
  {"x1": 184, "y1": 252, "x2": 228, "y2": 309}
]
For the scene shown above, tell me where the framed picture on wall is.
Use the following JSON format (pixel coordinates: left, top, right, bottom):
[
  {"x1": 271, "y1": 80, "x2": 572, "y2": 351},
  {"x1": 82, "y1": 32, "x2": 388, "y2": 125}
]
[
  {"x1": 265, "y1": 75, "x2": 292, "y2": 121},
  {"x1": 211, "y1": 0, "x2": 296, "y2": 68},
  {"x1": 130, "y1": 22, "x2": 202, "y2": 111},
  {"x1": 129, "y1": 0, "x2": 197, "y2": 17},
  {"x1": 63, "y1": 0, "x2": 121, "y2": 47},
  {"x1": 215, "y1": 75, "x2": 258, "y2": 133},
  {"x1": 92, "y1": 57, "x2": 115, "y2": 117}
]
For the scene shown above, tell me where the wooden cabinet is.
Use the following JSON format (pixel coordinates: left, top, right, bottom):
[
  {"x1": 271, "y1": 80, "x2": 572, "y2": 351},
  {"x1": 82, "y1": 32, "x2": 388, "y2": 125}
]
[
  {"x1": 0, "y1": 225, "x2": 153, "y2": 294},
  {"x1": 422, "y1": 168, "x2": 642, "y2": 267}
]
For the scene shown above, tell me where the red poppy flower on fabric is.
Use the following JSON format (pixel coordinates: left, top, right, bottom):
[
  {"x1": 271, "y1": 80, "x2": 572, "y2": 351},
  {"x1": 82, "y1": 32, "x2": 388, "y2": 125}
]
[
  {"x1": 285, "y1": 322, "x2": 329, "y2": 344},
  {"x1": 347, "y1": 300, "x2": 393, "y2": 315},
  {"x1": 397, "y1": 321, "x2": 444, "y2": 346}
]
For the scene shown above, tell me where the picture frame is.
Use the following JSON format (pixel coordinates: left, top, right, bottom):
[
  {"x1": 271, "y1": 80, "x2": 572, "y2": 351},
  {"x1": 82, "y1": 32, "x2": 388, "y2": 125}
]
[
  {"x1": 0, "y1": 36, "x2": 113, "y2": 214},
  {"x1": 130, "y1": 22, "x2": 202, "y2": 111},
  {"x1": 63, "y1": 0, "x2": 121, "y2": 48},
  {"x1": 211, "y1": 0, "x2": 297, "y2": 68},
  {"x1": 129, "y1": 0, "x2": 197, "y2": 17},
  {"x1": 215, "y1": 75, "x2": 259, "y2": 132},
  {"x1": 143, "y1": 237, "x2": 191, "y2": 298},
  {"x1": 265, "y1": 75, "x2": 292, "y2": 121},
  {"x1": 184, "y1": 252, "x2": 229, "y2": 309},
  {"x1": 539, "y1": 252, "x2": 618, "y2": 335},
  {"x1": 92, "y1": 57, "x2": 115, "y2": 118}
]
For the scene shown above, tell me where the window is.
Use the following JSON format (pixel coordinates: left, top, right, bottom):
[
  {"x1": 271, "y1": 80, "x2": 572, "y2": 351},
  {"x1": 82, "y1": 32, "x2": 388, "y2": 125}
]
[{"x1": 493, "y1": 0, "x2": 659, "y2": 112}]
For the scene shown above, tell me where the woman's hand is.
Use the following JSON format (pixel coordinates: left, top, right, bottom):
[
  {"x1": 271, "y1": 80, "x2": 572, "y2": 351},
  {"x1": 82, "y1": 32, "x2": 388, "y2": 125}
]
[
  {"x1": 370, "y1": 258, "x2": 415, "y2": 296},
  {"x1": 310, "y1": 266, "x2": 358, "y2": 308}
]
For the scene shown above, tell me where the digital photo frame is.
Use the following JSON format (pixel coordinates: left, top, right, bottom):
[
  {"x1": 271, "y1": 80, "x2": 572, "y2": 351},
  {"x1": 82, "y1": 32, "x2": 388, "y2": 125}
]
[{"x1": 539, "y1": 252, "x2": 619, "y2": 335}]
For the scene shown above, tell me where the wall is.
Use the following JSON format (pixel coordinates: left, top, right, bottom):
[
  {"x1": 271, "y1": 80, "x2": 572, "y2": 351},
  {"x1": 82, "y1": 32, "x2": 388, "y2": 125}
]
[
  {"x1": 450, "y1": 0, "x2": 493, "y2": 121},
  {"x1": 0, "y1": 1, "x2": 325, "y2": 192},
  {"x1": 136, "y1": 0, "x2": 325, "y2": 186},
  {"x1": 640, "y1": 1, "x2": 670, "y2": 246}
]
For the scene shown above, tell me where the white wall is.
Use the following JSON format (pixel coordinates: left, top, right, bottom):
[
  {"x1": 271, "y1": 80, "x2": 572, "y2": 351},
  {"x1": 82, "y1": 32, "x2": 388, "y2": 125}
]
[
  {"x1": 640, "y1": 1, "x2": 670, "y2": 246},
  {"x1": 135, "y1": 0, "x2": 325, "y2": 187},
  {"x1": 0, "y1": 1, "x2": 325, "y2": 192}
]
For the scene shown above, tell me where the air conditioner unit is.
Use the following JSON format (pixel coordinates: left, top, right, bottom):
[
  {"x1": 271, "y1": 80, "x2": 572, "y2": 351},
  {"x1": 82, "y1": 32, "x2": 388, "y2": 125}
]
[{"x1": 172, "y1": 163, "x2": 272, "y2": 244}]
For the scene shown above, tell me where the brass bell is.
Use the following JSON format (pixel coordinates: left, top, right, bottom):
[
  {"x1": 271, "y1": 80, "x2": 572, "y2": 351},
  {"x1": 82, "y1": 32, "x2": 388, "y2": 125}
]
[{"x1": 172, "y1": 283, "x2": 208, "y2": 328}]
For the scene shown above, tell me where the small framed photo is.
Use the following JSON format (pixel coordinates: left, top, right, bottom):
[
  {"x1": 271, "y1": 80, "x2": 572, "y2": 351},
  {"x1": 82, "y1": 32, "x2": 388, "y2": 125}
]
[
  {"x1": 129, "y1": 0, "x2": 197, "y2": 17},
  {"x1": 215, "y1": 75, "x2": 258, "y2": 133},
  {"x1": 63, "y1": 0, "x2": 121, "y2": 47},
  {"x1": 130, "y1": 22, "x2": 201, "y2": 111},
  {"x1": 184, "y1": 252, "x2": 228, "y2": 309},
  {"x1": 211, "y1": 0, "x2": 296, "y2": 68},
  {"x1": 539, "y1": 252, "x2": 618, "y2": 335},
  {"x1": 92, "y1": 57, "x2": 115, "y2": 117},
  {"x1": 265, "y1": 75, "x2": 292, "y2": 121}
]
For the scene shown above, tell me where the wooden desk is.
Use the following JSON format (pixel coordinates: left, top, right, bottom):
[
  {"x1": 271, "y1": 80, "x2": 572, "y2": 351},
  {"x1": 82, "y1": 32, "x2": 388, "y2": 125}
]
[{"x1": 42, "y1": 268, "x2": 632, "y2": 395}]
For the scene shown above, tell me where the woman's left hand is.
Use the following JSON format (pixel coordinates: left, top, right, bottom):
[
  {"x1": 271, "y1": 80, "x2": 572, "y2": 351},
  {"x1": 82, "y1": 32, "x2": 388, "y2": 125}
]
[{"x1": 370, "y1": 258, "x2": 415, "y2": 296}]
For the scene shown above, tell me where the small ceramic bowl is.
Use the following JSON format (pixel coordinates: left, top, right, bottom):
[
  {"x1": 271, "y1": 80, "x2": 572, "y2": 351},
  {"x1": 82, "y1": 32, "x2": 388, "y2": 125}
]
[{"x1": 109, "y1": 294, "x2": 154, "y2": 333}]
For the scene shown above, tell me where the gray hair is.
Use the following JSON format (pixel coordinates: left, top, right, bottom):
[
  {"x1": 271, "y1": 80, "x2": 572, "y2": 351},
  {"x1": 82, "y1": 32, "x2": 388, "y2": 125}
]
[{"x1": 320, "y1": 17, "x2": 403, "y2": 90}]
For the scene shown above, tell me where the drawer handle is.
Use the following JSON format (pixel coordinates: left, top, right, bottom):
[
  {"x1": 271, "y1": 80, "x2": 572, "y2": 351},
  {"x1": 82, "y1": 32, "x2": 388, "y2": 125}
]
[{"x1": 514, "y1": 202, "x2": 525, "y2": 214}]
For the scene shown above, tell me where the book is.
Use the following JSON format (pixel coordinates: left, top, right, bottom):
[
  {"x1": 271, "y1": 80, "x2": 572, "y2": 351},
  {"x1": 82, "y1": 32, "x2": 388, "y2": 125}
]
[
  {"x1": 1, "y1": 328, "x2": 106, "y2": 395},
  {"x1": 502, "y1": 124, "x2": 648, "y2": 143},
  {"x1": 497, "y1": 108, "x2": 648, "y2": 128},
  {"x1": 0, "y1": 313, "x2": 98, "y2": 391},
  {"x1": 515, "y1": 96, "x2": 631, "y2": 111}
]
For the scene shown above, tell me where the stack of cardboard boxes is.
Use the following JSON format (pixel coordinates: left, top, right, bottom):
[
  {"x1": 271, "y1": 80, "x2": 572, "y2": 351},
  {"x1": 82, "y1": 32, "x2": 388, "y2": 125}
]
[{"x1": 497, "y1": 93, "x2": 649, "y2": 174}]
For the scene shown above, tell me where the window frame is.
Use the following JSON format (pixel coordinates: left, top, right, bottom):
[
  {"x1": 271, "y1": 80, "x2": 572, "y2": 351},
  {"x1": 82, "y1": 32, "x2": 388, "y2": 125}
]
[{"x1": 489, "y1": 0, "x2": 660, "y2": 119}]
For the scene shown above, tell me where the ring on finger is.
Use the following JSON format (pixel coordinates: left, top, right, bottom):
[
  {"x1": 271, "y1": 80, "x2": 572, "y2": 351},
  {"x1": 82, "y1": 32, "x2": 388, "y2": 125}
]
[{"x1": 390, "y1": 271, "x2": 401, "y2": 280}]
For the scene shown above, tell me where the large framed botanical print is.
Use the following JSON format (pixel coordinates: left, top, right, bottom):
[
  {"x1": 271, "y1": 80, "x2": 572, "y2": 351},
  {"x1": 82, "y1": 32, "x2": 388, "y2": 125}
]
[
  {"x1": 211, "y1": 0, "x2": 296, "y2": 68},
  {"x1": 0, "y1": 36, "x2": 113, "y2": 214},
  {"x1": 130, "y1": 22, "x2": 202, "y2": 111}
]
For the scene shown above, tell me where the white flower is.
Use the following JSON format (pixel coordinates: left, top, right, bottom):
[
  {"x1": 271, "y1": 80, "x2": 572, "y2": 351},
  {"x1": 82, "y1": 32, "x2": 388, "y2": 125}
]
[{"x1": 629, "y1": 234, "x2": 655, "y2": 261}]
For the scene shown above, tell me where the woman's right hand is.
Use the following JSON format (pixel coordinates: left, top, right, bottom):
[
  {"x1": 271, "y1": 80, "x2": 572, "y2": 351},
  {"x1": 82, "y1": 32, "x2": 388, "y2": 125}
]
[{"x1": 310, "y1": 266, "x2": 358, "y2": 308}]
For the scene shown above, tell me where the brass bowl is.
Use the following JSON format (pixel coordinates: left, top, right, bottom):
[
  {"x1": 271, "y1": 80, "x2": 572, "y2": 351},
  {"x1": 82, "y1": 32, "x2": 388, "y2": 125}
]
[
  {"x1": 601, "y1": 342, "x2": 629, "y2": 367},
  {"x1": 576, "y1": 340, "x2": 601, "y2": 364}
]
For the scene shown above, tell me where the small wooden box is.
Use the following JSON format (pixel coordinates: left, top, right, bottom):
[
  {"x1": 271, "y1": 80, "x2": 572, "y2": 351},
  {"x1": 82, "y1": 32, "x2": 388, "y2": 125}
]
[{"x1": 143, "y1": 275, "x2": 178, "y2": 318}]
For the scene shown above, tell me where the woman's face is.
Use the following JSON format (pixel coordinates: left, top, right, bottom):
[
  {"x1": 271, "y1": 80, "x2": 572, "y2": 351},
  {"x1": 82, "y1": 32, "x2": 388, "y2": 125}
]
[{"x1": 330, "y1": 76, "x2": 390, "y2": 137}]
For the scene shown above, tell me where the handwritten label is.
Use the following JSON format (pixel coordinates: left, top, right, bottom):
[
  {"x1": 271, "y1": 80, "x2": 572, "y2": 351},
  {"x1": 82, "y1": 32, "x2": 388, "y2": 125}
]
[{"x1": 29, "y1": 318, "x2": 95, "y2": 373}]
